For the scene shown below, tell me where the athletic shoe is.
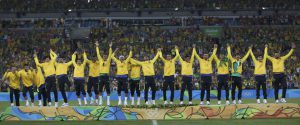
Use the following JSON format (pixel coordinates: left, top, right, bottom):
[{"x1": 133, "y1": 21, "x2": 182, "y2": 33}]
[
  {"x1": 124, "y1": 100, "x2": 128, "y2": 106},
  {"x1": 164, "y1": 101, "x2": 168, "y2": 105},
  {"x1": 188, "y1": 101, "x2": 192, "y2": 105},
  {"x1": 180, "y1": 101, "x2": 184, "y2": 105},
  {"x1": 99, "y1": 99, "x2": 103, "y2": 106},
  {"x1": 206, "y1": 101, "x2": 210, "y2": 105},
  {"x1": 263, "y1": 99, "x2": 267, "y2": 104},
  {"x1": 55, "y1": 102, "x2": 58, "y2": 108},
  {"x1": 281, "y1": 98, "x2": 287, "y2": 103},
  {"x1": 107, "y1": 100, "x2": 110, "y2": 106},
  {"x1": 200, "y1": 101, "x2": 204, "y2": 105},
  {"x1": 48, "y1": 102, "x2": 52, "y2": 106},
  {"x1": 152, "y1": 100, "x2": 156, "y2": 105},
  {"x1": 217, "y1": 101, "x2": 221, "y2": 105},
  {"x1": 90, "y1": 98, "x2": 94, "y2": 105},
  {"x1": 145, "y1": 101, "x2": 149, "y2": 105},
  {"x1": 62, "y1": 103, "x2": 69, "y2": 107},
  {"x1": 25, "y1": 100, "x2": 29, "y2": 106},
  {"x1": 137, "y1": 97, "x2": 140, "y2": 106},
  {"x1": 232, "y1": 100, "x2": 236, "y2": 105},
  {"x1": 170, "y1": 102, "x2": 173, "y2": 105},
  {"x1": 225, "y1": 100, "x2": 230, "y2": 105},
  {"x1": 10, "y1": 103, "x2": 14, "y2": 106},
  {"x1": 275, "y1": 100, "x2": 279, "y2": 104},
  {"x1": 257, "y1": 99, "x2": 261, "y2": 104},
  {"x1": 38, "y1": 100, "x2": 42, "y2": 107},
  {"x1": 31, "y1": 103, "x2": 34, "y2": 107},
  {"x1": 238, "y1": 100, "x2": 242, "y2": 104},
  {"x1": 118, "y1": 100, "x2": 122, "y2": 106}
]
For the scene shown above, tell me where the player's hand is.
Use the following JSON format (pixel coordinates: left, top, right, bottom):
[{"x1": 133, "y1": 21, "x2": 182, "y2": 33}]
[
  {"x1": 192, "y1": 44, "x2": 196, "y2": 48},
  {"x1": 214, "y1": 44, "x2": 218, "y2": 48},
  {"x1": 109, "y1": 42, "x2": 113, "y2": 47},
  {"x1": 175, "y1": 45, "x2": 178, "y2": 49},
  {"x1": 292, "y1": 42, "x2": 296, "y2": 49},
  {"x1": 95, "y1": 40, "x2": 99, "y2": 46},
  {"x1": 265, "y1": 44, "x2": 268, "y2": 48}
]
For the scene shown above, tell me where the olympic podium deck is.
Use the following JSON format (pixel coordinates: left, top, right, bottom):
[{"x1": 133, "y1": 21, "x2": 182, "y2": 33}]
[{"x1": 1, "y1": 103, "x2": 300, "y2": 121}]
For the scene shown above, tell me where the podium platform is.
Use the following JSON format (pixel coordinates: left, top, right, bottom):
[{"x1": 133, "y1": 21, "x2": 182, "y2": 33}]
[{"x1": 1, "y1": 103, "x2": 299, "y2": 121}]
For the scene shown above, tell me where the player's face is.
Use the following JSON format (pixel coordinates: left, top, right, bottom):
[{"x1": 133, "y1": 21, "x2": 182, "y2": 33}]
[
  {"x1": 258, "y1": 56, "x2": 263, "y2": 61},
  {"x1": 77, "y1": 60, "x2": 82, "y2": 65},
  {"x1": 236, "y1": 55, "x2": 241, "y2": 60},
  {"x1": 120, "y1": 57, "x2": 125, "y2": 61},
  {"x1": 275, "y1": 53, "x2": 280, "y2": 58},
  {"x1": 203, "y1": 54, "x2": 209, "y2": 59},
  {"x1": 92, "y1": 57, "x2": 97, "y2": 62},
  {"x1": 25, "y1": 66, "x2": 30, "y2": 70},
  {"x1": 166, "y1": 55, "x2": 172, "y2": 60},
  {"x1": 103, "y1": 55, "x2": 108, "y2": 60},
  {"x1": 45, "y1": 57, "x2": 50, "y2": 62},
  {"x1": 184, "y1": 56, "x2": 190, "y2": 62},
  {"x1": 144, "y1": 56, "x2": 149, "y2": 61},
  {"x1": 58, "y1": 58, "x2": 63, "y2": 63},
  {"x1": 220, "y1": 54, "x2": 224, "y2": 59}
]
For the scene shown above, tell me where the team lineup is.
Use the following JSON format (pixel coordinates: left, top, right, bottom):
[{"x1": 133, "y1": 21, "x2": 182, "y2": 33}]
[{"x1": 1, "y1": 41, "x2": 296, "y2": 107}]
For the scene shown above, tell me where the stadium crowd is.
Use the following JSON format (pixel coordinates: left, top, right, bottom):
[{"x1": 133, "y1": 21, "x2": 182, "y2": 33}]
[
  {"x1": 1, "y1": 15, "x2": 300, "y2": 29},
  {"x1": 1, "y1": 25, "x2": 299, "y2": 92},
  {"x1": 0, "y1": 0, "x2": 299, "y2": 12}
]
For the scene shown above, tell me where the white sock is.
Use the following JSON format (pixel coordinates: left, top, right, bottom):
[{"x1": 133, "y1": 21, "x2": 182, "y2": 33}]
[
  {"x1": 84, "y1": 97, "x2": 87, "y2": 105},
  {"x1": 118, "y1": 96, "x2": 121, "y2": 101},
  {"x1": 125, "y1": 97, "x2": 128, "y2": 102},
  {"x1": 38, "y1": 100, "x2": 42, "y2": 105},
  {"x1": 78, "y1": 98, "x2": 82, "y2": 105},
  {"x1": 107, "y1": 96, "x2": 110, "y2": 105}
]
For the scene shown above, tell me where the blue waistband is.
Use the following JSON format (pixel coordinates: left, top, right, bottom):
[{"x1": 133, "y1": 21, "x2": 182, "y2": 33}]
[
  {"x1": 57, "y1": 74, "x2": 67, "y2": 78},
  {"x1": 116, "y1": 75, "x2": 128, "y2": 78},
  {"x1": 74, "y1": 77, "x2": 85, "y2": 80},
  {"x1": 182, "y1": 75, "x2": 193, "y2": 78},
  {"x1": 47, "y1": 75, "x2": 55, "y2": 78},
  {"x1": 201, "y1": 74, "x2": 212, "y2": 77}
]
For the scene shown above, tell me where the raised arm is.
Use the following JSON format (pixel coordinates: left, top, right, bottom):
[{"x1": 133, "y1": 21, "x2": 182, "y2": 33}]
[
  {"x1": 227, "y1": 44, "x2": 233, "y2": 61},
  {"x1": 130, "y1": 58, "x2": 143, "y2": 65},
  {"x1": 151, "y1": 50, "x2": 160, "y2": 63},
  {"x1": 50, "y1": 49, "x2": 57, "y2": 64},
  {"x1": 262, "y1": 45, "x2": 268, "y2": 63},
  {"x1": 190, "y1": 47, "x2": 195, "y2": 63},
  {"x1": 125, "y1": 50, "x2": 133, "y2": 63},
  {"x1": 34, "y1": 53, "x2": 43, "y2": 67},
  {"x1": 176, "y1": 48, "x2": 183, "y2": 62},
  {"x1": 66, "y1": 61, "x2": 73, "y2": 66},
  {"x1": 83, "y1": 52, "x2": 87, "y2": 65},
  {"x1": 172, "y1": 47, "x2": 179, "y2": 62},
  {"x1": 107, "y1": 47, "x2": 113, "y2": 62},
  {"x1": 193, "y1": 47, "x2": 202, "y2": 61},
  {"x1": 71, "y1": 52, "x2": 77, "y2": 66},
  {"x1": 241, "y1": 48, "x2": 251, "y2": 63},
  {"x1": 209, "y1": 44, "x2": 218, "y2": 60},
  {"x1": 159, "y1": 51, "x2": 166, "y2": 63},
  {"x1": 249, "y1": 49, "x2": 257, "y2": 62},
  {"x1": 281, "y1": 43, "x2": 295, "y2": 60}
]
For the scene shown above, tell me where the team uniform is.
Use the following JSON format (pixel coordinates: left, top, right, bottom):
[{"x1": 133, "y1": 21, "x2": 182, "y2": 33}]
[
  {"x1": 96, "y1": 46, "x2": 112, "y2": 105},
  {"x1": 111, "y1": 51, "x2": 132, "y2": 106},
  {"x1": 250, "y1": 47, "x2": 268, "y2": 104},
  {"x1": 267, "y1": 48, "x2": 294, "y2": 103},
  {"x1": 72, "y1": 52, "x2": 88, "y2": 106},
  {"x1": 194, "y1": 48, "x2": 217, "y2": 105},
  {"x1": 159, "y1": 49, "x2": 179, "y2": 105},
  {"x1": 33, "y1": 67, "x2": 47, "y2": 106},
  {"x1": 2, "y1": 71, "x2": 21, "y2": 106},
  {"x1": 35, "y1": 50, "x2": 58, "y2": 107},
  {"x1": 177, "y1": 48, "x2": 195, "y2": 105},
  {"x1": 86, "y1": 58, "x2": 100, "y2": 105},
  {"x1": 18, "y1": 69, "x2": 34, "y2": 106},
  {"x1": 130, "y1": 52, "x2": 160, "y2": 105},
  {"x1": 55, "y1": 60, "x2": 72, "y2": 106},
  {"x1": 128, "y1": 61, "x2": 142, "y2": 105},
  {"x1": 213, "y1": 52, "x2": 230, "y2": 105},
  {"x1": 227, "y1": 46, "x2": 250, "y2": 104}
]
